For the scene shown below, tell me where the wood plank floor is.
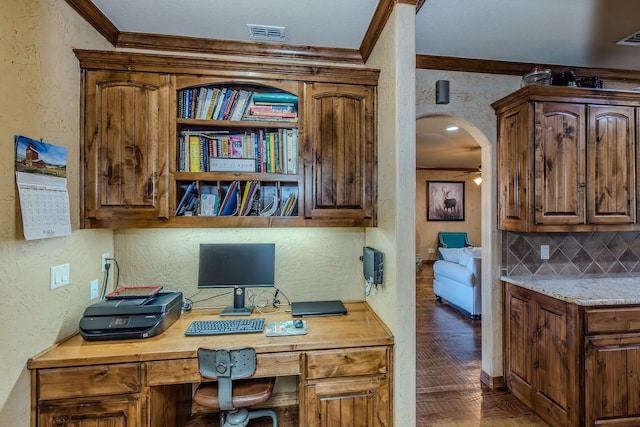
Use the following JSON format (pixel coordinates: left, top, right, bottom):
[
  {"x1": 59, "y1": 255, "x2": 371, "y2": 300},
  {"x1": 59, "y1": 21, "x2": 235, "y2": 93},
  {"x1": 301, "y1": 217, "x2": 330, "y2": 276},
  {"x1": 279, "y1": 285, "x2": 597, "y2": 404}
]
[{"x1": 416, "y1": 265, "x2": 548, "y2": 426}]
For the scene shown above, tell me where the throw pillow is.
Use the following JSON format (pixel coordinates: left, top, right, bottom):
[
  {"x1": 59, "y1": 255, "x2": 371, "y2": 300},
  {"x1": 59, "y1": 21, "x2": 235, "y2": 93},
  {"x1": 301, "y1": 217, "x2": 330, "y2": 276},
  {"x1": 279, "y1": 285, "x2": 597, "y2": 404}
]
[{"x1": 438, "y1": 248, "x2": 463, "y2": 263}]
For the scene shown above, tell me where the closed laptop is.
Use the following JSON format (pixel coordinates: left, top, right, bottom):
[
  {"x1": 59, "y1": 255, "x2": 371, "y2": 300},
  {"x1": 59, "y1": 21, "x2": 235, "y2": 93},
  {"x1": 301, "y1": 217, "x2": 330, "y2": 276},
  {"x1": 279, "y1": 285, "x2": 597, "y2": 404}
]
[{"x1": 291, "y1": 300, "x2": 347, "y2": 317}]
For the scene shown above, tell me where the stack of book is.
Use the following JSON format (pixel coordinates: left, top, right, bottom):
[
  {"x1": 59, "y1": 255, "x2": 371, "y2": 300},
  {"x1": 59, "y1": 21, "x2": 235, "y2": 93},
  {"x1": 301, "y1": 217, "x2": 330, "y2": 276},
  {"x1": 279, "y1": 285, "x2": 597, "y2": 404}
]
[
  {"x1": 177, "y1": 128, "x2": 298, "y2": 174},
  {"x1": 243, "y1": 92, "x2": 298, "y2": 122}
]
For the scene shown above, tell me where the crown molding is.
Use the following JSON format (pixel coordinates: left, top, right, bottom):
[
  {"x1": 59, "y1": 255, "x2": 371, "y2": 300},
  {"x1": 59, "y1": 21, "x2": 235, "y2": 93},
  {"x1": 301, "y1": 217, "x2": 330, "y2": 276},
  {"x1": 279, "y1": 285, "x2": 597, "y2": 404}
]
[
  {"x1": 416, "y1": 54, "x2": 640, "y2": 82},
  {"x1": 65, "y1": 0, "x2": 410, "y2": 65}
]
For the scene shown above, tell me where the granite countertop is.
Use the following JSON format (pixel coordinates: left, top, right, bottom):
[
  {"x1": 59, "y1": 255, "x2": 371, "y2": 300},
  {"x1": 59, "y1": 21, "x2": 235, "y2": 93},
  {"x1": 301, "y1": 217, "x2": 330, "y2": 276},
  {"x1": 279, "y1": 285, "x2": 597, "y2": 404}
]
[{"x1": 502, "y1": 275, "x2": 640, "y2": 306}]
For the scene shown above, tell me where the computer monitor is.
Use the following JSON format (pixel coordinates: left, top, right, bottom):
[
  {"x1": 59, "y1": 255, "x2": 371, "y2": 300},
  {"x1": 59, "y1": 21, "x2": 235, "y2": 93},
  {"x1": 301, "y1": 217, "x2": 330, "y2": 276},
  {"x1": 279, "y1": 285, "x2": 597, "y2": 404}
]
[{"x1": 198, "y1": 243, "x2": 275, "y2": 315}]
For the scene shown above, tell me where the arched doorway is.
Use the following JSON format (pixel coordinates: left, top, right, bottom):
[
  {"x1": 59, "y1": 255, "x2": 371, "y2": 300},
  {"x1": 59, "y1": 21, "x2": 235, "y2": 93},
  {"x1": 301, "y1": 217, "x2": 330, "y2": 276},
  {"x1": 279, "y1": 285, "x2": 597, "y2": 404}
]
[{"x1": 415, "y1": 113, "x2": 502, "y2": 386}]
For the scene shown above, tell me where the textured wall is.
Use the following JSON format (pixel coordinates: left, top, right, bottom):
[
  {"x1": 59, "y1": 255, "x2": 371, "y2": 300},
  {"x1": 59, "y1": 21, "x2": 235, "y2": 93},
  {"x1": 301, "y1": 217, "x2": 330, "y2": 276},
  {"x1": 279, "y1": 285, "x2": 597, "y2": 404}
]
[
  {"x1": 114, "y1": 228, "x2": 366, "y2": 304},
  {"x1": 365, "y1": 4, "x2": 417, "y2": 427},
  {"x1": 416, "y1": 169, "x2": 482, "y2": 261},
  {"x1": 0, "y1": 1, "x2": 113, "y2": 426}
]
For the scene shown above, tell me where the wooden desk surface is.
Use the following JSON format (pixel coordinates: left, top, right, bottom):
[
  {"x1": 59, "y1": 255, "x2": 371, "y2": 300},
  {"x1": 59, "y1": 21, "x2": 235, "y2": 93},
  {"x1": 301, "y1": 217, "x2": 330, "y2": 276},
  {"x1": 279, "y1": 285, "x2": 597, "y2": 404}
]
[{"x1": 28, "y1": 302, "x2": 393, "y2": 370}]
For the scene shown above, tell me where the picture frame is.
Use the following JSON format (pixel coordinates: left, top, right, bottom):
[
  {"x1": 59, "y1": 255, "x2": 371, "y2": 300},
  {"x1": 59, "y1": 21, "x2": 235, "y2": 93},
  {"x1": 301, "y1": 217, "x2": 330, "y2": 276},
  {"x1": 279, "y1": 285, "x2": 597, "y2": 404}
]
[{"x1": 427, "y1": 181, "x2": 465, "y2": 221}]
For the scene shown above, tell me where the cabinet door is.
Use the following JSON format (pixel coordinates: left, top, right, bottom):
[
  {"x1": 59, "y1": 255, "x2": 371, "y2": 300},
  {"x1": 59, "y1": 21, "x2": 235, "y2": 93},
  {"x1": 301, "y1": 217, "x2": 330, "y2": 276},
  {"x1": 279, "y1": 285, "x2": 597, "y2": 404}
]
[
  {"x1": 84, "y1": 70, "x2": 170, "y2": 225},
  {"x1": 303, "y1": 83, "x2": 376, "y2": 224},
  {"x1": 39, "y1": 397, "x2": 141, "y2": 427},
  {"x1": 534, "y1": 102, "x2": 586, "y2": 225},
  {"x1": 497, "y1": 102, "x2": 531, "y2": 231},
  {"x1": 505, "y1": 285, "x2": 535, "y2": 406},
  {"x1": 585, "y1": 335, "x2": 640, "y2": 426},
  {"x1": 505, "y1": 283, "x2": 579, "y2": 427},
  {"x1": 587, "y1": 105, "x2": 635, "y2": 224},
  {"x1": 304, "y1": 376, "x2": 389, "y2": 427}
]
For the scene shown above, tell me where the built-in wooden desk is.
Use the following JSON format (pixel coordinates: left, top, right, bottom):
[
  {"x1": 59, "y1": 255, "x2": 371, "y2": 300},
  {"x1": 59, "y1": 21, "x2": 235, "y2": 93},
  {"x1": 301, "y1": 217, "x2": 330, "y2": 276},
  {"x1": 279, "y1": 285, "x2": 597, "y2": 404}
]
[{"x1": 28, "y1": 302, "x2": 393, "y2": 427}]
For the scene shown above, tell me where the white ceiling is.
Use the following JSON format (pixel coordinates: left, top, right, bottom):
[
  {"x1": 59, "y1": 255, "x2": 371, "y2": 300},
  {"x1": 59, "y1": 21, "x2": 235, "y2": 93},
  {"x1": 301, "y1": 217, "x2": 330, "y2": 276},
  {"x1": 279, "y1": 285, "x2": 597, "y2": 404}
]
[{"x1": 86, "y1": 0, "x2": 640, "y2": 171}]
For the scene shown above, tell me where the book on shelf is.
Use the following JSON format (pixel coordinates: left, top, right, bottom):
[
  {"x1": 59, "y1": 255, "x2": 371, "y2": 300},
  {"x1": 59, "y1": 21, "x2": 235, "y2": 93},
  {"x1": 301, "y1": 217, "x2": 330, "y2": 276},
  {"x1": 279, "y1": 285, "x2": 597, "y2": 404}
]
[
  {"x1": 211, "y1": 88, "x2": 227, "y2": 120},
  {"x1": 218, "y1": 181, "x2": 239, "y2": 216},
  {"x1": 251, "y1": 92, "x2": 298, "y2": 104},
  {"x1": 229, "y1": 90, "x2": 253, "y2": 121},
  {"x1": 175, "y1": 182, "x2": 198, "y2": 216},
  {"x1": 195, "y1": 87, "x2": 207, "y2": 120},
  {"x1": 188, "y1": 135, "x2": 201, "y2": 172}
]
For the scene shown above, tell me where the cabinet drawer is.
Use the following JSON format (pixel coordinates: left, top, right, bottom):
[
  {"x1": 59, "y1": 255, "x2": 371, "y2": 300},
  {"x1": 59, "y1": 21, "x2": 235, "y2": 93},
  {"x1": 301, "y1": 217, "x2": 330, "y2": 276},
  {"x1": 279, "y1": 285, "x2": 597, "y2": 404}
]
[
  {"x1": 38, "y1": 363, "x2": 140, "y2": 400},
  {"x1": 586, "y1": 307, "x2": 640, "y2": 334},
  {"x1": 306, "y1": 347, "x2": 388, "y2": 379}
]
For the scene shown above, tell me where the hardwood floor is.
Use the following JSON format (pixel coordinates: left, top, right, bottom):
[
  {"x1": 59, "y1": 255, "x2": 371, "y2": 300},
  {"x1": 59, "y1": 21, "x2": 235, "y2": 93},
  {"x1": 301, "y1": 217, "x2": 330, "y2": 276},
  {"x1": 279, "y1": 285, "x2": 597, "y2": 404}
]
[{"x1": 416, "y1": 265, "x2": 548, "y2": 426}]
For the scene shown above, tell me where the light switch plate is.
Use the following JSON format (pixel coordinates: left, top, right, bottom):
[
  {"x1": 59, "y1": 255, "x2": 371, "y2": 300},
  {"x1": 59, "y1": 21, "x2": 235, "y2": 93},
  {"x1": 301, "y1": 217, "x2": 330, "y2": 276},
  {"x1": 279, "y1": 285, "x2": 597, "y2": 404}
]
[{"x1": 50, "y1": 264, "x2": 70, "y2": 289}]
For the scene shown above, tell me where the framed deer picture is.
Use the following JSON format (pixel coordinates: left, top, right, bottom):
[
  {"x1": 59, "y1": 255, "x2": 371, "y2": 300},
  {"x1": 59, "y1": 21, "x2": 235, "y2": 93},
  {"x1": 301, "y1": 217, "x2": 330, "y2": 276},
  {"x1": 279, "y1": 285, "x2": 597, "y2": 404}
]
[{"x1": 426, "y1": 181, "x2": 465, "y2": 221}]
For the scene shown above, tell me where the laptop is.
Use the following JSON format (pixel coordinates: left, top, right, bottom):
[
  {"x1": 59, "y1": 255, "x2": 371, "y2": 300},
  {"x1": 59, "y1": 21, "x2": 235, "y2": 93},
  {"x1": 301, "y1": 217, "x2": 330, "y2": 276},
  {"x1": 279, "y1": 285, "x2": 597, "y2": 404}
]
[{"x1": 290, "y1": 300, "x2": 347, "y2": 317}]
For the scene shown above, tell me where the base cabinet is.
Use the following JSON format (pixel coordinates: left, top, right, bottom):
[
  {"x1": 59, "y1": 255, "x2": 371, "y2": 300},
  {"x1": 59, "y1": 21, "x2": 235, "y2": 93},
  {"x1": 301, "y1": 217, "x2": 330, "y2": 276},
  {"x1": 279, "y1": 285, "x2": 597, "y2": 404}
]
[
  {"x1": 505, "y1": 283, "x2": 580, "y2": 426},
  {"x1": 506, "y1": 282, "x2": 640, "y2": 426},
  {"x1": 304, "y1": 376, "x2": 389, "y2": 427},
  {"x1": 302, "y1": 346, "x2": 391, "y2": 427}
]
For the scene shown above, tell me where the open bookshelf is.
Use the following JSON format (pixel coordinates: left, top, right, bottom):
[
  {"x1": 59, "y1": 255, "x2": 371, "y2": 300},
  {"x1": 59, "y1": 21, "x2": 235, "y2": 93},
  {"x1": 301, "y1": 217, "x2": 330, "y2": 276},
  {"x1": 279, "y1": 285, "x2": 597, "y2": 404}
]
[{"x1": 172, "y1": 80, "x2": 302, "y2": 224}]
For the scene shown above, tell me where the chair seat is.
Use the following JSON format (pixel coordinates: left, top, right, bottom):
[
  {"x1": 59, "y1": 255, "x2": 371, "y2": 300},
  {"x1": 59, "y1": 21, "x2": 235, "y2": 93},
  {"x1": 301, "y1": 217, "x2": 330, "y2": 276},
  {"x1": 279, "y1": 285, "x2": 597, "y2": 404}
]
[{"x1": 193, "y1": 377, "x2": 276, "y2": 409}]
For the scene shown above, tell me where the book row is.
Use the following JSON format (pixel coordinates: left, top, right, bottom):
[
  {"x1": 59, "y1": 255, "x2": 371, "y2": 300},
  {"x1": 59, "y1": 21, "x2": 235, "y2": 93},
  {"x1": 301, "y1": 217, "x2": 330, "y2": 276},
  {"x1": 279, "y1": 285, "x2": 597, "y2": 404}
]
[
  {"x1": 175, "y1": 181, "x2": 298, "y2": 217},
  {"x1": 177, "y1": 128, "x2": 298, "y2": 174},
  {"x1": 177, "y1": 87, "x2": 299, "y2": 122}
]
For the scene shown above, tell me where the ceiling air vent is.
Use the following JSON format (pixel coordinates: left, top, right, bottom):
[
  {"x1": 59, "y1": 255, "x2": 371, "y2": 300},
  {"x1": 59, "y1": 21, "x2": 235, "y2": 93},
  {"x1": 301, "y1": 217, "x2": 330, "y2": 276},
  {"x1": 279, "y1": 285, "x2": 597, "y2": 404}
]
[
  {"x1": 247, "y1": 24, "x2": 286, "y2": 42},
  {"x1": 617, "y1": 31, "x2": 640, "y2": 46}
]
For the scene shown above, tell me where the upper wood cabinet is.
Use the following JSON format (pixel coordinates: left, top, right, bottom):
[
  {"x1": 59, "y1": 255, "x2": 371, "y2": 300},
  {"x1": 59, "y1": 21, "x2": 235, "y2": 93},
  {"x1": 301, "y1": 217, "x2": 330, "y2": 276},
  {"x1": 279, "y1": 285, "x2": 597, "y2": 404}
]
[
  {"x1": 303, "y1": 82, "x2": 376, "y2": 224},
  {"x1": 493, "y1": 86, "x2": 640, "y2": 232},
  {"x1": 83, "y1": 70, "x2": 170, "y2": 228},
  {"x1": 76, "y1": 50, "x2": 379, "y2": 229}
]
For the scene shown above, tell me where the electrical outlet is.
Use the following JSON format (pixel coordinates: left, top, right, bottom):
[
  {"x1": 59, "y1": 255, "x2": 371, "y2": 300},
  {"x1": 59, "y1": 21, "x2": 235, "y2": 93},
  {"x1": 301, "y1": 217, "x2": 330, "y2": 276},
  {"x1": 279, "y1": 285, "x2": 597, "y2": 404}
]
[
  {"x1": 540, "y1": 245, "x2": 550, "y2": 260},
  {"x1": 101, "y1": 253, "x2": 110, "y2": 272},
  {"x1": 427, "y1": 248, "x2": 435, "y2": 254},
  {"x1": 90, "y1": 279, "x2": 99, "y2": 299}
]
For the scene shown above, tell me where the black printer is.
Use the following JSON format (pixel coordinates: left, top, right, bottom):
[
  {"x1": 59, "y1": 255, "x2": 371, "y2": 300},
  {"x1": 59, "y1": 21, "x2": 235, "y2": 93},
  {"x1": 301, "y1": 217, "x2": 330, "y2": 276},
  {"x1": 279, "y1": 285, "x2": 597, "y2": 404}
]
[{"x1": 79, "y1": 291, "x2": 183, "y2": 341}]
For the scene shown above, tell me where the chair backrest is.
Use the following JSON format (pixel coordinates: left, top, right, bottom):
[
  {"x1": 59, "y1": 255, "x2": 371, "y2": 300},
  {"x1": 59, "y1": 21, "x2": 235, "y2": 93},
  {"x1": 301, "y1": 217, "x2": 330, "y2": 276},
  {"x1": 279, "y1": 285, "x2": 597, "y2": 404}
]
[
  {"x1": 197, "y1": 347, "x2": 257, "y2": 411},
  {"x1": 198, "y1": 347, "x2": 257, "y2": 379},
  {"x1": 438, "y1": 232, "x2": 473, "y2": 248}
]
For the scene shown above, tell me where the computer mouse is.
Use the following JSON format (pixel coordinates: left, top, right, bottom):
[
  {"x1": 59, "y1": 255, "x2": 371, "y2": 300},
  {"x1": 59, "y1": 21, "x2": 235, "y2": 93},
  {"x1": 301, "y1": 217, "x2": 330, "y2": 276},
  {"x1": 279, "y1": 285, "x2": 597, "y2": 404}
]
[{"x1": 293, "y1": 319, "x2": 304, "y2": 328}]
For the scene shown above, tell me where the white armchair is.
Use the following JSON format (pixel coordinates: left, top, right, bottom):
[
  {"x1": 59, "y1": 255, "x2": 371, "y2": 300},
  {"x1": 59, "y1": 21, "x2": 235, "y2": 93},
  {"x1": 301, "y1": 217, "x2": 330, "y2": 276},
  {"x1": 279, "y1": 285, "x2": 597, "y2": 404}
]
[{"x1": 432, "y1": 247, "x2": 482, "y2": 319}]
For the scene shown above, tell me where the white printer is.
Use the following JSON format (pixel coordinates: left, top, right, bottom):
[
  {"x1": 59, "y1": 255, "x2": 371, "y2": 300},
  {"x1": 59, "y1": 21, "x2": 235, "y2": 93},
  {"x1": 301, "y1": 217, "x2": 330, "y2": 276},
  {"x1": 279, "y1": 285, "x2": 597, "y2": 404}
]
[{"x1": 79, "y1": 291, "x2": 183, "y2": 341}]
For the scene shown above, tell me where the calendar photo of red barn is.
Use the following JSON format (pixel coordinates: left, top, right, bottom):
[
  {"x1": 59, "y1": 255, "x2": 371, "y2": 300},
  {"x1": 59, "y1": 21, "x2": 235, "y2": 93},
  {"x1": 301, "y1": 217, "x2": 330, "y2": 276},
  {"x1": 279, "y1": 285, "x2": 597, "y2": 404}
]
[
  {"x1": 24, "y1": 142, "x2": 46, "y2": 168},
  {"x1": 14, "y1": 135, "x2": 67, "y2": 178}
]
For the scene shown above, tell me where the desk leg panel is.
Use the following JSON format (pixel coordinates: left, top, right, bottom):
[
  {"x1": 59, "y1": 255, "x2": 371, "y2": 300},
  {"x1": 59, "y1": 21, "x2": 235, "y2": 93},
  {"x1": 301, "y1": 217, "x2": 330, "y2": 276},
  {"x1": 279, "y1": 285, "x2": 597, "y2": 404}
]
[{"x1": 149, "y1": 384, "x2": 191, "y2": 427}]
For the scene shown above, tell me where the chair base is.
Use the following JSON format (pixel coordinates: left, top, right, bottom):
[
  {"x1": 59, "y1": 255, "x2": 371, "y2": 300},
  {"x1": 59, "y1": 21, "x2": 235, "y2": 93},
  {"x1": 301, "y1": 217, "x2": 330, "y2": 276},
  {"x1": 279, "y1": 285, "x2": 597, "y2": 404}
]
[{"x1": 222, "y1": 408, "x2": 278, "y2": 427}]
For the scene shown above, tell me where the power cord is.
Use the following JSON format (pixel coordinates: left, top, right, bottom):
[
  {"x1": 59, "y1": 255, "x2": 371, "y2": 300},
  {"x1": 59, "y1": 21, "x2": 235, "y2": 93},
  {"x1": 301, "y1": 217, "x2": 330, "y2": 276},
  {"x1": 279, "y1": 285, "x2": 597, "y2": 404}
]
[{"x1": 100, "y1": 257, "x2": 120, "y2": 298}]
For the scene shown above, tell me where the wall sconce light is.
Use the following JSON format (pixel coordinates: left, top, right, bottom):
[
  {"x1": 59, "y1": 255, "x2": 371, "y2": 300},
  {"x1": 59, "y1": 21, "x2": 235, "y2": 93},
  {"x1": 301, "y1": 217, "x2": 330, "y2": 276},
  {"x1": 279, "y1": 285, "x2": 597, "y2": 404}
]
[
  {"x1": 473, "y1": 177, "x2": 482, "y2": 185},
  {"x1": 436, "y1": 80, "x2": 450, "y2": 104}
]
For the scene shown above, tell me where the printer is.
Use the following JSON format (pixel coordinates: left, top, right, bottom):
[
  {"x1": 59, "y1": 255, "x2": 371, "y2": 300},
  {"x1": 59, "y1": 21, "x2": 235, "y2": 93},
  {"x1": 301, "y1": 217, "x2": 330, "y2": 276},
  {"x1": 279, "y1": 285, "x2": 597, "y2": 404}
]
[{"x1": 79, "y1": 291, "x2": 183, "y2": 341}]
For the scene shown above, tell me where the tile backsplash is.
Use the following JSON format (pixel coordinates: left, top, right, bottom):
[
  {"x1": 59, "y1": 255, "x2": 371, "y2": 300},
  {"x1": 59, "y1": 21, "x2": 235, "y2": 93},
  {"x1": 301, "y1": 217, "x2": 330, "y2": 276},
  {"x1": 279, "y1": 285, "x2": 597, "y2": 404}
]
[{"x1": 502, "y1": 231, "x2": 640, "y2": 277}]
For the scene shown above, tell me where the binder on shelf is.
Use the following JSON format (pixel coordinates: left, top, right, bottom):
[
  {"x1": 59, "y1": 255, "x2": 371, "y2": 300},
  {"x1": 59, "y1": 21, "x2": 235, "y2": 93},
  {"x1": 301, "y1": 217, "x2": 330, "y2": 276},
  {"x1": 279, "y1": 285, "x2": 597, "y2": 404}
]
[
  {"x1": 259, "y1": 186, "x2": 279, "y2": 217},
  {"x1": 239, "y1": 181, "x2": 259, "y2": 216},
  {"x1": 175, "y1": 182, "x2": 198, "y2": 216},
  {"x1": 218, "y1": 181, "x2": 239, "y2": 216}
]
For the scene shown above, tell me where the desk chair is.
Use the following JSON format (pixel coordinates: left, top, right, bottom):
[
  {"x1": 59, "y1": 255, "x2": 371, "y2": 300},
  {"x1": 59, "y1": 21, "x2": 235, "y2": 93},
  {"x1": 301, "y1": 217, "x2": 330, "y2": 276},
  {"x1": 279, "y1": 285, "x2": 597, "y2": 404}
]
[{"x1": 194, "y1": 347, "x2": 278, "y2": 427}]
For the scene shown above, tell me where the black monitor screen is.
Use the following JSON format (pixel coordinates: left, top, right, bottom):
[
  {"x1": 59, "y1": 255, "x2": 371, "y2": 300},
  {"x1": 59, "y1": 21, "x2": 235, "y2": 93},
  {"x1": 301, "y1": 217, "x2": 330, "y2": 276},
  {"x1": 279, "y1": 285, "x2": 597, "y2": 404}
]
[{"x1": 198, "y1": 243, "x2": 275, "y2": 289}]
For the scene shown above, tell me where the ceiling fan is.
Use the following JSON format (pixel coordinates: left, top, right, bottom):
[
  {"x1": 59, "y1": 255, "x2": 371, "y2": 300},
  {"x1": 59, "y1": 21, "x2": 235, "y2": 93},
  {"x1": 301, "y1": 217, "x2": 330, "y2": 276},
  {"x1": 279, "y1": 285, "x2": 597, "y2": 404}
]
[{"x1": 454, "y1": 165, "x2": 482, "y2": 184}]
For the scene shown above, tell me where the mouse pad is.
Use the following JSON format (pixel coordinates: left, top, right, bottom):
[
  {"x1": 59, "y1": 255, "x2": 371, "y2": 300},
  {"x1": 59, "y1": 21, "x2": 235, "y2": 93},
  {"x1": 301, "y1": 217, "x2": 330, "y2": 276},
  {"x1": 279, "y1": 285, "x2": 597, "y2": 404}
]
[{"x1": 265, "y1": 320, "x2": 307, "y2": 337}]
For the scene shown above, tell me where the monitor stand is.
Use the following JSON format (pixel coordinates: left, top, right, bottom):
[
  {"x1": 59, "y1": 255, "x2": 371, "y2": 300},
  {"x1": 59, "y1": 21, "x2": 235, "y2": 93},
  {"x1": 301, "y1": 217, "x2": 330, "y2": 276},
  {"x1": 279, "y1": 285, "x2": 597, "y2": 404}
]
[{"x1": 220, "y1": 287, "x2": 254, "y2": 316}]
